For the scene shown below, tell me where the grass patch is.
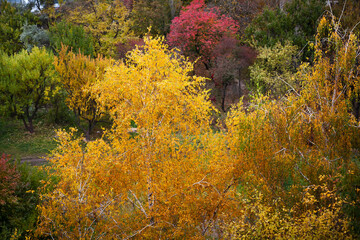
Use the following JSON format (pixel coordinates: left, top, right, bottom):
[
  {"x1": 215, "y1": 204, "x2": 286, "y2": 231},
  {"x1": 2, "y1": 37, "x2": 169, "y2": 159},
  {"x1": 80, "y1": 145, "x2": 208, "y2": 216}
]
[{"x1": 0, "y1": 118, "x2": 59, "y2": 159}]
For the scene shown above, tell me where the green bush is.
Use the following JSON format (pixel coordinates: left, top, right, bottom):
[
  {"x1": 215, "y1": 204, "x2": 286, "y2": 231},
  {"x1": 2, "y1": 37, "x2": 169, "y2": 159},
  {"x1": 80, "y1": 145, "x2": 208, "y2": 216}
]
[{"x1": 0, "y1": 47, "x2": 58, "y2": 133}]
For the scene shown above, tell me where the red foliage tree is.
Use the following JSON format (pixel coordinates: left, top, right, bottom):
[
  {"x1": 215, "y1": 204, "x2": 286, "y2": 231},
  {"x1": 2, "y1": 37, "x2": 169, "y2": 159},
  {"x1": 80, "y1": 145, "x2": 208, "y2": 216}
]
[
  {"x1": 0, "y1": 154, "x2": 20, "y2": 205},
  {"x1": 167, "y1": 0, "x2": 239, "y2": 69}
]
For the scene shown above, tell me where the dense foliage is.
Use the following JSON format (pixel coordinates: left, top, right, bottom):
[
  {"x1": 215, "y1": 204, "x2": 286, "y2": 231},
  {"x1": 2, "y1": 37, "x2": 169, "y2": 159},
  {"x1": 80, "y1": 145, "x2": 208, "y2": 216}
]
[
  {"x1": 37, "y1": 37, "x2": 225, "y2": 239},
  {"x1": 0, "y1": 47, "x2": 58, "y2": 133},
  {"x1": 168, "y1": 0, "x2": 238, "y2": 69},
  {"x1": 249, "y1": 41, "x2": 300, "y2": 96},
  {"x1": 0, "y1": 0, "x2": 359, "y2": 239},
  {"x1": 20, "y1": 24, "x2": 50, "y2": 52},
  {"x1": 0, "y1": 155, "x2": 47, "y2": 239},
  {"x1": 65, "y1": 0, "x2": 131, "y2": 58},
  {"x1": 0, "y1": 0, "x2": 39, "y2": 55},
  {"x1": 49, "y1": 21, "x2": 94, "y2": 57},
  {"x1": 130, "y1": 0, "x2": 181, "y2": 36},
  {"x1": 245, "y1": 0, "x2": 326, "y2": 60}
]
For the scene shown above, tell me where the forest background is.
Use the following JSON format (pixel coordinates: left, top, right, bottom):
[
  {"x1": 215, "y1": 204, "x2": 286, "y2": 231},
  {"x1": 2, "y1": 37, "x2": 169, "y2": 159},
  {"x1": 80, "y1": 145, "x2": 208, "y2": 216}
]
[{"x1": 0, "y1": 0, "x2": 360, "y2": 239}]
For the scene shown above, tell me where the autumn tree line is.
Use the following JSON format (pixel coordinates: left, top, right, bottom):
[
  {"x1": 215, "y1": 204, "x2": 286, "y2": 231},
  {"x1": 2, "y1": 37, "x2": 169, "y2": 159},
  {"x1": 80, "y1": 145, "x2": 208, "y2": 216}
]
[{"x1": 0, "y1": 0, "x2": 360, "y2": 239}]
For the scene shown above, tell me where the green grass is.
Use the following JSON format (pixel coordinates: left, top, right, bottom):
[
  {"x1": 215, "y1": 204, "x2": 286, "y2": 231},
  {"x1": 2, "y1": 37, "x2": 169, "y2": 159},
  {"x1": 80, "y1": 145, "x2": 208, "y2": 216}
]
[{"x1": 0, "y1": 118, "x2": 59, "y2": 159}]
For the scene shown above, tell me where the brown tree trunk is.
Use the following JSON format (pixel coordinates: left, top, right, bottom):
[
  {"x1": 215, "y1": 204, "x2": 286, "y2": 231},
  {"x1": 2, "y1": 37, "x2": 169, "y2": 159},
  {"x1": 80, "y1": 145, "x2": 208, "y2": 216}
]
[
  {"x1": 22, "y1": 116, "x2": 34, "y2": 133},
  {"x1": 221, "y1": 83, "x2": 228, "y2": 112}
]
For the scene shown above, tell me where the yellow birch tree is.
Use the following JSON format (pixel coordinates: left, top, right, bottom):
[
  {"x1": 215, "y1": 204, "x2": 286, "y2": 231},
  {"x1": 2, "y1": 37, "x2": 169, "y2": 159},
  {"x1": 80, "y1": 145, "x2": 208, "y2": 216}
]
[{"x1": 37, "y1": 37, "x2": 237, "y2": 239}]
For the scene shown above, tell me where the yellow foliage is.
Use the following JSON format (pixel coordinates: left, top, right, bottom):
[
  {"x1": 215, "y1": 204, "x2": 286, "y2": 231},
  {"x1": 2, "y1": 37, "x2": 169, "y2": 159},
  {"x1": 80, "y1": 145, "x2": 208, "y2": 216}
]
[
  {"x1": 66, "y1": 0, "x2": 132, "y2": 57},
  {"x1": 36, "y1": 19, "x2": 360, "y2": 239},
  {"x1": 225, "y1": 16, "x2": 360, "y2": 204},
  {"x1": 37, "y1": 37, "x2": 239, "y2": 239},
  {"x1": 224, "y1": 182, "x2": 354, "y2": 239}
]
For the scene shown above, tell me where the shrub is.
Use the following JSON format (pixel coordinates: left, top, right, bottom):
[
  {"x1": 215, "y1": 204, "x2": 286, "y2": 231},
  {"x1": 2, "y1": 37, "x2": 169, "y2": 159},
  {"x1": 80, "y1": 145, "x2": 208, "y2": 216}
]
[
  {"x1": 224, "y1": 182, "x2": 356, "y2": 239},
  {"x1": 0, "y1": 155, "x2": 47, "y2": 239}
]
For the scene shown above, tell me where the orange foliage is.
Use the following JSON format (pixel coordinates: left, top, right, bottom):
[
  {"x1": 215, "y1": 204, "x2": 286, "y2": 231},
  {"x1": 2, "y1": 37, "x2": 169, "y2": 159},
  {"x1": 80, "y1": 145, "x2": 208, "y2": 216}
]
[
  {"x1": 54, "y1": 45, "x2": 113, "y2": 139},
  {"x1": 36, "y1": 18, "x2": 360, "y2": 239}
]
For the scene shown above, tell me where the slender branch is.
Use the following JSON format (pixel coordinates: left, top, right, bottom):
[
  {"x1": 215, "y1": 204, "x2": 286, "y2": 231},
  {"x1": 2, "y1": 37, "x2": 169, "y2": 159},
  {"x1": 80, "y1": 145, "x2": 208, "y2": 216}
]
[
  {"x1": 295, "y1": 163, "x2": 311, "y2": 184},
  {"x1": 122, "y1": 224, "x2": 153, "y2": 240},
  {"x1": 129, "y1": 190, "x2": 148, "y2": 218}
]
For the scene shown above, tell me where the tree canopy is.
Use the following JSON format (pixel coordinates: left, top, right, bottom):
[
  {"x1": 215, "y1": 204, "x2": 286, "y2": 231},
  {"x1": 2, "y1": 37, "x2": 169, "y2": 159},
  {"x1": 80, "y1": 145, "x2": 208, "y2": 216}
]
[
  {"x1": 168, "y1": 0, "x2": 238, "y2": 69},
  {"x1": 0, "y1": 47, "x2": 57, "y2": 132}
]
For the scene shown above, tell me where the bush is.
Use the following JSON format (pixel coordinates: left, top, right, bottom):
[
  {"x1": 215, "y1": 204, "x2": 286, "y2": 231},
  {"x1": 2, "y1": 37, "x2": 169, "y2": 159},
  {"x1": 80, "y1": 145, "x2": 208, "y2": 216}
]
[
  {"x1": 20, "y1": 24, "x2": 50, "y2": 52},
  {"x1": 0, "y1": 155, "x2": 47, "y2": 239},
  {"x1": 224, "y1": 182, "x2": 356, "y2": 239},
  {"x1": 0, "y1": 47, "x2": 59, "y2": 133},
  {"x1": 0, "y1": 154, "x2": 20, "y2": 206}
]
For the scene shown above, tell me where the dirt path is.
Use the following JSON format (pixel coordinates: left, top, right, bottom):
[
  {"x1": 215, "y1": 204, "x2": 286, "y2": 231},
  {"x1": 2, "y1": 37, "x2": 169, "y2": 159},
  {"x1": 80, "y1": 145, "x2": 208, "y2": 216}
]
[{"x1": 21, "y1": 157, "x2": 48, "y2": 166}]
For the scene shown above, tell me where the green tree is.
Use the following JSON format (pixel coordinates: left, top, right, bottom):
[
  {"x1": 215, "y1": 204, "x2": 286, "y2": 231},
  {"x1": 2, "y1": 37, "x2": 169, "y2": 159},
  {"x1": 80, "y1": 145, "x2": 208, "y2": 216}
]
[
  {"x1": 0, "y1": 0, "x2": 39, "y2": 55},
  {"x1": 49, "y1": 20, "x2": 94, "y2": 57},
  {"x1": 245, "y1": 0, "x2": 326, "y2": 60},
  {"x1": 0, "y1": 47, "x2": 58, "y2": 133}
]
